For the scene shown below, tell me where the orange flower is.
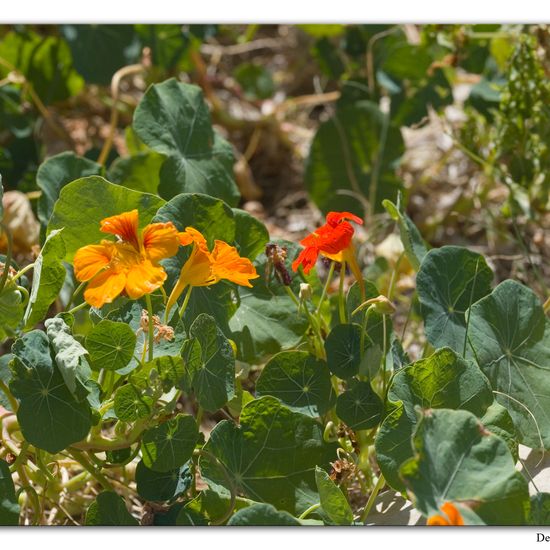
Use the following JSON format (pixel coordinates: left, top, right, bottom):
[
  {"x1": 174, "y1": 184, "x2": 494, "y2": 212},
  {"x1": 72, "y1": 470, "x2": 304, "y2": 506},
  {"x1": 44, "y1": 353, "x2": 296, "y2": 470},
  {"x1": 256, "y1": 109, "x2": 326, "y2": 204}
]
[
  {"x1": 165, "y1": 227, "x2": 259, "y2": 318},
  {"x1": 427, "y1": 502, "x2": 465, "y2": 526},
  {"x1": 73, "y1": 210, "x2": 180, "y2": 308},
  {"x1": 292, "y1": 211, "x2": 364, "y2": 297}
]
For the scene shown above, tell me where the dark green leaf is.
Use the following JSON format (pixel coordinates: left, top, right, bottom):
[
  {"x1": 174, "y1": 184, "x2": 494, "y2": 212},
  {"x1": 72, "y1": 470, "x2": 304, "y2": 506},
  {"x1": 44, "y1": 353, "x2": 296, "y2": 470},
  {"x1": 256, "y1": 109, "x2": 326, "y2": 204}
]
[
  {"x1": 400, "y1": 408, "x2": 529, "y2": 525},
  {"x1": 181, "y1": 314, "x2": 235, "y2": 412},
  {"x1": 232, "y1": 208, "x2": 269, "y2": 261},
  {"x1": 325, "y1": 324, "x2": 366, "y2": 379},
  {"x1": 24, "y1": 230, "x2": 66, "y2": 329},
  {"x1": 85, "y1": 491, "x2": 138, "y2": 526},
  {"x1": 36, "y1": 152, "x2": 102, "y2": 229},
  {"x1": 227, "y1": 503, "x2": 301, "y2": 526},
  {"x1": 0, "y1": 354, "x2": 14, "y2": 411},
  {"x1": 86, "y1": 320, "x2": 137, "y2": 372},
  {"x1": 315, "y1": 467, "x2": 353, "y2": 525},
  {"x1": 417, "y1": 246, "x2": 493, "y2": 353},
  {"x1": 114, "y1": 384, "x2": 153, "y2": 422},
  {"x1": 10, "y1": 331, "x2": 92, "y2": 453},
  {"x1": 336, "y1": 380, "x2": 383, "y2": 430},
  {"x1": 61, "y1": 25, "x2": 141, "y2": 85},
  {"x1": 107, "y1": 151, "x2": 164, "y2": 195},
  {"x1": 201, "y1": 396, "x2": 337, "y2": 515},
  {"x1": 375, "y1": 347, "x2": 493, "y2": 491},
  {"x1": 130, "y1": 355, "x2": 185, "y2": 393},
  {"x1": 529, "y1": 493, "x2": 550, "y2": 525},
  {"x1": 0, "y1": 459, "x2": 19, "y2": 525},
  {"x1": 256, "y1": 351, "x2": 333, "y2": 417},
  {"x1": 133, "y1": 79, "x2": 240, "y2": 205},
  {"x1": 135, "y1": 460, "x2": 192, "y2": 502},
  {"x1": 141, "y1": 414, "x2": 198, "y2": 472},
  {"x1": 468, "y1": 280, "x2": 550, "y2": 449}
]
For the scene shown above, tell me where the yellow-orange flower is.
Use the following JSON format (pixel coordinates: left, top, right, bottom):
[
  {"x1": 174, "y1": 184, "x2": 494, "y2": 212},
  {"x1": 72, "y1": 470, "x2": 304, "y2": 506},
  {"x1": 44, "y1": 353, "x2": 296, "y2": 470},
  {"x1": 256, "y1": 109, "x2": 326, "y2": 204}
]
[
  {"x1": 427, "y1": 502, "x2": 465, "y2": 526},
  {"x1": 165, "y1": 227, "x2": 259, "y2": 317},
  {"x1": 73, "y1": 210, "x2": 180, "y2": 308}
]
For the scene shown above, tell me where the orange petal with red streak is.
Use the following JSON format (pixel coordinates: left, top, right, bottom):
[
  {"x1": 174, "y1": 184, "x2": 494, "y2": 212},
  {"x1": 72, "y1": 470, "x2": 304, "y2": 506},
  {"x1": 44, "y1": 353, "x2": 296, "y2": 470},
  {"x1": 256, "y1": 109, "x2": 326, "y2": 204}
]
[
  {"x1": 124, "y1": 259, "x2": 167, "y2": 299},
  {"x1": 73, "y1": 241, "x2": 115, "y2": 282},
  {"x1": 100, "y1": 210, "x2": 140, "y2": 249},
  {"x1": 212, "y1": 240, "x2": 259, "y2": 287},
  {"x1": 142, "y1": 222, "x2": 180, "y2": 262}
]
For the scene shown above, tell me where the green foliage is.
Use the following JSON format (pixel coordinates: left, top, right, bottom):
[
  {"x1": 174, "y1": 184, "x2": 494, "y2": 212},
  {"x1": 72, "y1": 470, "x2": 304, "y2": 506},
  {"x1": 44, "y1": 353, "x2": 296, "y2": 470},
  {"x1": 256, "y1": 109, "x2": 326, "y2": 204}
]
[
  {"x1": 335, "y1": 380, "x2": 383, "y2": 430},
  {"x1": 315, "y1": 467, "x2": 353, "y2": 525},
  {"x1": 256, "y1": 351, "x2": 333, "y2": 417},
  {"x1": 468, "y1": 280, "x2": 550, "y2": 449},
  {"x1": 107, "y1": 152, "x2": 164, "y2": 195},
  {"x1": 86, "y1": 320, "x2": 137, "y2": 372},
  {"x1": 201, "y1": 396, "x2": 337, "y2": 515},
  {"x1": 181, "y1": 313, "x2": 236, "y2": 412},
  {"x1": 417, "y1": 246, "x2": 493, "y2": 353},
  {"x1": 325, "y1": 324, "x2": 365, "y2": 379},
  {"x1": 0, "y1": 459, "x2": 19, "y2": 525},
  {"x1": 113, "y1": 384, "x2": 152, "y2": 421},
  {"x1": 305, "y1": 99, "x2": 404, "y2": 216},
  {"x1": 234, "y1": 63, "x2": 275, "y2": 100},
  {"x1": 10, "y1": 331, "x2": 92, "y2": 453},
  {"x1": 375, "y1": 347, "x2": 494, "y2": 491},
  {"x1": 227, "y1": 503, "x2": 300, "y2": 526},
  {"x1": 133, "y1": 79, "x2": 240, "y2": 205},
  {"x1": 86, "y1": 492, "x2": 138, "y2": 526},
  {"x1": 400, "y1": 408, "x2": 529, "y2": 525},
  {"x1": 135, "y1": 460, "x2": 192, "y2": 502}
]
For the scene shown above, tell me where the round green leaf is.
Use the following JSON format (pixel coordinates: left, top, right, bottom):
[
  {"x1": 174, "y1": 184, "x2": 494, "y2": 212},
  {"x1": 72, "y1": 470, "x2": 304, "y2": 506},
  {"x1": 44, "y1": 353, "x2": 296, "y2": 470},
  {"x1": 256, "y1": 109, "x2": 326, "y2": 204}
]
[
  {"x1": 114, "y1": 384, "x2": 153, "y2": 422},
  {"x1": 130, "y1": 355, "x2": 185, "y2": 393},
  {"x1": 468, "y1": 279, "x2": 550, "y2": 449},
  {"x1": 417, "y1": 245, "x2": 493, "y2": 353},
  {"x1": 325, "y1": 323, "x2": 365, "y2": 379},
  {"x1": 141, "y1": 414, "x2": 199, "y2": 472},
  {"x1": 181, "y1": 314, "x2": 236, "y2": 412},
  {"x1": 85, "y1": 491, "x2": 138, "y2": 526},
  {"x1": 232, "y1": 208, "x2": 269, "y2": 261},
  {"x1": 133, "y1": 79, "x2": 240, "y2": 205},
  {"x1": 256, "y1": 351, "x2": 333, "y2": 417},
  {"x1": 47, "y1": 176, "x2": 165, "y2": 261},
  {"x1": 227, "y1": 503, "x2": 300, "y2": 526},
  {"x1": 10, "y1": 331, "x2": 92, "y2": 453},
  {"x1": 336, "y1": 380, "x2": 383, "y2": 430},
  {"x1": 86, "y1": 320, "x2": 137, "y2": 372},
  {"x1": 200, "y1": 396, "x2": 337, "y2": 515},
  {"x1": 107, "y1": 151, "x2": 164, "y2": 194},
  {"x1": 135, "y1": 460, "x2": 192, "y2": 502},
  {"x1": 400, "y1": 408, "x2": 529, "y2": 525},
  {"x1": 375, "y1": 347, "x2": 493, "y2": 491}
]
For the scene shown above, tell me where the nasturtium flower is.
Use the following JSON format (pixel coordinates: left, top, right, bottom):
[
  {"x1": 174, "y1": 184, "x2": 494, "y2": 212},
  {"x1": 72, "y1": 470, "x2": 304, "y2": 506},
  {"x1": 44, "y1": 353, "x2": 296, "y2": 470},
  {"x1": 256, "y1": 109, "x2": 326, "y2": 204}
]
[
  {"x1": 165, "y1": 227, "x2": 259, "y2": 317},
  {"x1": 292, "y1": 211, "x2": 365, "y2": 296},
  {"x1": 73, "y1": 210, "x2": 180, "y2": 308},
  {"x1": 427, "y1": 502, "x2": 465, "y2": 526}
]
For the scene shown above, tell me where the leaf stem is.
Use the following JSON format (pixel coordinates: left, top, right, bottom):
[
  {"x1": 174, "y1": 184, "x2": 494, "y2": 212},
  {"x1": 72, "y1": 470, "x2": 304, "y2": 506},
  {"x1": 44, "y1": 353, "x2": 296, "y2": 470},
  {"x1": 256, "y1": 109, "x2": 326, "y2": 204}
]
[
  {"x1": 145, "y1": 293, "x2": 155, "y2": 363},
  {"x1": 67, "y1": 448, "x2": 114, "y2": 492},
  {"x1": 0, "y1": 379, "x2": 18, "y2": 413},
  {"x1": 338, "y1": 261, "x2": 347, "y2": 324},
  {"x1": 360, "y1": 474, "x2": 385, "y2": 523},
  {"x1": 66, "y1": 300, "x2": 90, "y2": 316},
  {"x1": 298, "y1": 502, "x2": 321, "y2": 520},
  {"x1": 178, "y1": 285, "x2": 193, "y2": 321},
  {"x1": 316, "y1": 261, "x2": 336, "y2": 316}
]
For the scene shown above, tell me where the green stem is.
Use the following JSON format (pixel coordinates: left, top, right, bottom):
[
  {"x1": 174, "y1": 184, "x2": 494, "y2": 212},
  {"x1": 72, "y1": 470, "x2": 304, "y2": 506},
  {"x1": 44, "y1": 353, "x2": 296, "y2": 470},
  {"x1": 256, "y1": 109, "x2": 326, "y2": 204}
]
[
  {"x1": 0, "y1": 379, "x2": 18, "y2": 412},
  {"x1": 8, "y1": 262, "x2": 35, "y2": 283},
  {"x1": 298, "y1": 502, "x2": 321, "y2": 520},
  {"x1": 361, "y1": 474, "x2": 385, "y2": 523},
  {"x1": 316, "y1": 261, "x2": 336, "y2": 315},
  {"x1": 66, "y1": 300, "x2": 89, "y2": 316},
  {"x1": 381, "y1": 314, "x2": 388, "y2": 399},
  {"x1": 67, "y1": 280, "x2": 86, "y2": 308},
  {"x1": 68, "y1": 449, "x2": 114, "y2": 492},
  {"x1": 338, "y1": 261, "x2": 347, "y2": 324},
  {"x1": 178, "y1": 285, "x2": 193, "y2": 321},
  {"x1": 0, "y1": 222, "x2": 13, "y2": 294},
  {"x1": 145, "y1": 293, "x2": 155, "y2": 363},
  {"x1": 9, "y1": 440, "x2": 29, "y2": 473}
]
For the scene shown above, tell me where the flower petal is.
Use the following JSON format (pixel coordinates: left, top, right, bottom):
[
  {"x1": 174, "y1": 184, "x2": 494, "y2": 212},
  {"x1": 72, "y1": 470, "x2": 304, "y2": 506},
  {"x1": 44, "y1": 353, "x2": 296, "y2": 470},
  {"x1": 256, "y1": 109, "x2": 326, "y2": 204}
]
[
  {"x1": 212, "y1": 241, "x2": 259, "y2": 287},
  {"x1": 142, "y1": 222, "x2": 180, "y2": 262},
  {"x1": 124, "y1": 259, "x2": 167, "y2": 299},
  {"x1": 179, "y1": 246, "x2": 216, "y2": 288},
  {"x1": 292, "y1": 246, "x2": 320, "y2": 274},
  {"x1": 83, "y1": 268, "x2": 126, "y2": 308},
  {"x1": 326, "y1": 211, "x2": 363, "y2": 226},
  {"x1": 100, "y1": 210, "x2": 140, "y2": 249},
  {"x1": 179, "y1": 227, "x2": 209, "y2": 251},
  {"x1": 74, "y1": 241, "x2": 115, "y2": 282}
]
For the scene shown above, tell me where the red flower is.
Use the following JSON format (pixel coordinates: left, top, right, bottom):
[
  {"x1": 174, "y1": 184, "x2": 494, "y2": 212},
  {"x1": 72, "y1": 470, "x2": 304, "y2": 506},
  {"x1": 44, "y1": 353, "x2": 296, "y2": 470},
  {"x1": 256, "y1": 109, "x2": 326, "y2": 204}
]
[{"x1": 292, "y1": 212, "x2": 363, "y2": 274}]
